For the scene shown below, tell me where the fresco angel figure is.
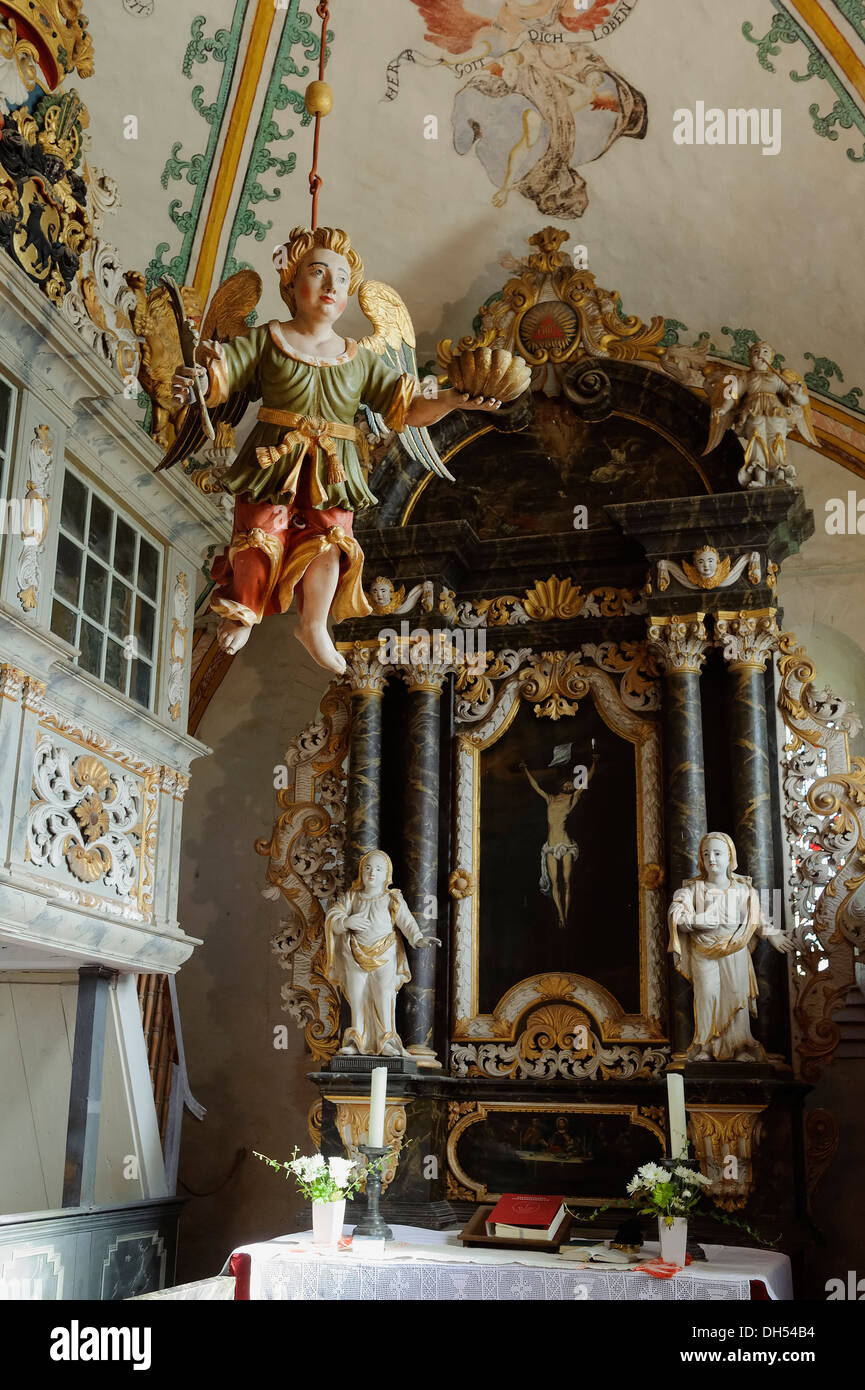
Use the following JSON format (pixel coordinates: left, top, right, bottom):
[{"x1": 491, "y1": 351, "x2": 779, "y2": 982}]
[
  {"x1": 702, "y1": 340, "x2": 818, "y2": 489},
  {"x1": 166, "y1": 226, "x2": 506, "y2": 674}
]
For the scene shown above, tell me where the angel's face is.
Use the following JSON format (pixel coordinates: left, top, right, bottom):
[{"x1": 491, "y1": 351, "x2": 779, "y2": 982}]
[
  {"x1": 694, "y1": 547, "x2": 718, "y2": 579},
  {"x1": 750, "y1": 341, "x2": 773, "y2": 371},
  {"x1": 371, "y1": 579, "x2": 392, "y2": 606},
  {"x1": 292, "y1": 247, "x2": 351, "y2": 323}
]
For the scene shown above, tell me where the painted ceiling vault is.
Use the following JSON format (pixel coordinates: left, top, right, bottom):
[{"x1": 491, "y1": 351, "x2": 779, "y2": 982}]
[{"x1": 1, "y1": 0, "x2": 863, "y2": 473}]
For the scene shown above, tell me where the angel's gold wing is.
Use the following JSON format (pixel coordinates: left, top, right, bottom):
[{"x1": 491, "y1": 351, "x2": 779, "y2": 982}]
[
  {"x1": 156, "y1": 270, "x2": 263, "y2": 472},
  {"x1": 780, "y1": 368, "x2": 819, "y2": 446},
  {"x1": 701, "y1": 362, "x2": 746, "y2": 457},
  {"x1": 200, "y1": 269, "x2": 263, "y2": 343},
  {"x1": 357, "y1": 279, "x2": 454, "y2": 481}
]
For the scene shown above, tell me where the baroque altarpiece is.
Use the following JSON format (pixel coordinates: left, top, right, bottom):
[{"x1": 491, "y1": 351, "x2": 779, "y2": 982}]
[{"x1": 258, "y1": 231, "x2": 862, "y2": 1262}]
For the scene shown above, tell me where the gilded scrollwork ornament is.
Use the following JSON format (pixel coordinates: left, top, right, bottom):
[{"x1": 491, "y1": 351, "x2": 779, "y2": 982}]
[
  {"x1": 776, "y1": 632, "x2": 864, "y2": 1079},
  {"x1": 438, "y1": 228, "x2": 666, "y2": 399},
  {"x1": 517, "y1": 650, "x2": 590, "y2": 720},
  {"x1": 258, "y1": 685, "x2": 350, "y2": 1062}
]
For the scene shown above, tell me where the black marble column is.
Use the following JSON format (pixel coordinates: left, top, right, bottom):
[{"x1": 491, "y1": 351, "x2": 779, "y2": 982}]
[
  {"x1": 717, "y1": 611, "x2": 786, "y2": 1056},
  {"x1": 399, "y1": 674, "x2": 444, "y2": 1068},
  {"x1": 345, "y1": 654, "x2": 386, "y2": 882},
  {"x1": 648, "y1": 617, "x2": 710, "y2": 1060}
]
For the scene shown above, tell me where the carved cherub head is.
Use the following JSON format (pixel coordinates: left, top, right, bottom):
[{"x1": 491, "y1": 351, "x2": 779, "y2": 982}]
[
  {"x1": 694, "y1": 545, "x2": 718, "y2": 580},
  {"x1": 273, "y1": 226, "x2": 364, "y2": 318},
  {"x1": 681, "y1": 545, "x2": 731, "y2": 590}
]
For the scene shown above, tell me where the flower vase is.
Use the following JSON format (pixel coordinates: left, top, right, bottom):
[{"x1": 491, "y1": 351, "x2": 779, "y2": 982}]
[
  {"x1": 658, "y1": 1216, "x2": 688, "y2": 1267},
  {"x1": 312, "y1": 1197, "x2": 346, "y2": 1246}
]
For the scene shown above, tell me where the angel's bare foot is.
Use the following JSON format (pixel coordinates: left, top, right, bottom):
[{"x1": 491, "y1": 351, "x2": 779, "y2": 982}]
[
  {"x1": 217, "y1": 618, "x2": 253, "y2": 655},
  {"x1": 294, "y1": 621, "x2": 346, "y2": 675}
]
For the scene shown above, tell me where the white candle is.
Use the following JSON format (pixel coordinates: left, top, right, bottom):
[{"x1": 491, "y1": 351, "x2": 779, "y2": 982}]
[
  {"x1": 368, "y1": 1066, "x2": 387, "y2": 1148},
  {"x1": 666, "y1": 1072, "x2": 688, "y2": 1160}
]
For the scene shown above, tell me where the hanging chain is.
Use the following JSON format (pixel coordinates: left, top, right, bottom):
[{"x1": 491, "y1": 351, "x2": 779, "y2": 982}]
[{"x1": 308, "y1": 0, "x2": 331, "y2": 228}]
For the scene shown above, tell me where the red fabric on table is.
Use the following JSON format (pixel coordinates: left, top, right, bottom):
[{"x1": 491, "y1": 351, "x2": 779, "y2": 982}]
[
  {"x1": 750, "y1": 1280, "x2": 770, "y2": 1300},
  {"x1": 230, "y1": 1252, "x2": 251, "y2": 1301}
]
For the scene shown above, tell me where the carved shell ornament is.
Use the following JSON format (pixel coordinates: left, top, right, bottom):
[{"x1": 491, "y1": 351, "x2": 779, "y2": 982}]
[{"x1": 436, "y1": 344, "x2": 532, "y2": 402}]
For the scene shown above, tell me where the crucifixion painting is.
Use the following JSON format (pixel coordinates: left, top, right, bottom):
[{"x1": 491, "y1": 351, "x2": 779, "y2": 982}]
[{"x1": 520, "y1": 751, "x2": 598, "y2": 928}]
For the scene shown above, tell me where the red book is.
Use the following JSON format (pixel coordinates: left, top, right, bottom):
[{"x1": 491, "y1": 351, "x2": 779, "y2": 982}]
[{"x1": 485, "y1": 1194, "x2": 568, "y2": 1240}]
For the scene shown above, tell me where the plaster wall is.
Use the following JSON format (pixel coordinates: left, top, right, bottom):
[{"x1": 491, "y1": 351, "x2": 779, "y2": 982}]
[{"x1": 174, "y1": 612, "x2": 330, "y2": 1280}]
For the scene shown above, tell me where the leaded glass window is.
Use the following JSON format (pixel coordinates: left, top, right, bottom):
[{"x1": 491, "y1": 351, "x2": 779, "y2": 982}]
[{"x1": 50, "y1": 466, "x2": 162, "y2": 710}]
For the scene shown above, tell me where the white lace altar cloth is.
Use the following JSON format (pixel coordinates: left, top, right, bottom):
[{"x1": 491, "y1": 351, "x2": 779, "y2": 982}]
[{"x1": 223, "y1": 1225, "x2": 792, "y2": 1301}]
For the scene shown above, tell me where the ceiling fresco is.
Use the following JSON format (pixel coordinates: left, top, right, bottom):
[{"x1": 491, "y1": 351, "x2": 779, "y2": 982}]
[{"x1": 0, "y1": 0, "x2": 863, "y2": 473}]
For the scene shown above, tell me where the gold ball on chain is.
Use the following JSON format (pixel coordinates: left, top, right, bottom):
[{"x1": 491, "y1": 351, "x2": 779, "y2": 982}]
[{"x1": 305, "y1": 80, "x2": 333, "y2": 117}]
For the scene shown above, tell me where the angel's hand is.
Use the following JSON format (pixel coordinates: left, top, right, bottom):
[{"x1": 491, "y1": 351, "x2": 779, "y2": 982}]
[
  {"x1": 460, "y1": 394, "x2": 502, "y2": 412},
  {"x1": 171, "y1": 365, "x2": 208, "y2": 408},
  {"x1": 195, "y1": 337, "x2": 223, "y2": 368},
  {"x1": 768, "y1": 932, "x2": 795, "y2": 955},
  {"x1": 418, "y1": 935, "x2": 442, "y2": 948}
]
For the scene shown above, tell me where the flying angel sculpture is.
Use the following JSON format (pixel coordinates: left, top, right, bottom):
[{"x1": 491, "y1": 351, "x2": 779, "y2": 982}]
[
  {"x1": 702, "y1": 340, "x2": 818, "y2": 490},
  {"x1": 166, "y1": 225, "x2": 529, "y2": 674}
]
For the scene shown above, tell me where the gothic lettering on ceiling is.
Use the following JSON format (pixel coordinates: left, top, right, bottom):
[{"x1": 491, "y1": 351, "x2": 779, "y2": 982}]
[{"x1": 388, "y1": 0, "x2": 645, "y2": 218}]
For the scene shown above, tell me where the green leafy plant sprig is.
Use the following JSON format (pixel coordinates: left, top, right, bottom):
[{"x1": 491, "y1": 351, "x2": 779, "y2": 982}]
[
  {"x1": 253, "y1": 1145, "x2": 394, "y2": 1204},
  {"x1": 567, "y1": 1159, "x2": 779, "y2": 1248}
]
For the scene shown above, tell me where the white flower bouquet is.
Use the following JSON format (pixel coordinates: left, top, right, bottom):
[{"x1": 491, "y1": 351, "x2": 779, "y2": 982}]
[
  {"x1": 626, "y1": 1162, "x2": 712, "y2": 1228},
  {"x1": 254, "y1": 1147, "x2": 368, "y2": 1203}
]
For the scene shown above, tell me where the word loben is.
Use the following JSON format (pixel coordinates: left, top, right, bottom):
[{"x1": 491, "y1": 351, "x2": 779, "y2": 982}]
[
  {"x1": 50, "y1": 1322, "x2": 151, "y2": 1371},
  {"x1": 825, "y1": 491, "x2": 865, "y2": 534},
  {"x1": 673, "y1": 102, "x2": 782, "y2": 157}
]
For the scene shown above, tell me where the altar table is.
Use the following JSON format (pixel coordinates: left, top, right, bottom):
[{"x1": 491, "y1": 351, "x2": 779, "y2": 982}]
[{"x1": 224, "y1": 1224, "x2": 793, "y2": 1301}]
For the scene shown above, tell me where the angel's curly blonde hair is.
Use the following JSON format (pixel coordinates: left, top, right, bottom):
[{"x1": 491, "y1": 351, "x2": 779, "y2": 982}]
[{"x1": 273, "y1": 226, "x2": 364, "y2": 315}]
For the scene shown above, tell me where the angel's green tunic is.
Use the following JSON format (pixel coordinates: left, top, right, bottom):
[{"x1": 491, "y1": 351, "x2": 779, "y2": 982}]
[{"x1": 208, "y1": 322, "x2": 414, "y2": 510}]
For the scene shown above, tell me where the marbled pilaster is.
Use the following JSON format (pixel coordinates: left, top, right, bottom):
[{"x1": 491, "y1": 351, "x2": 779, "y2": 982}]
[
  {"x1": 647, "y1": 615, "x2": 711, "y2": 1059},
  {"x1": 342, "y1": 645, "x2": 388, "y2": 882},
  {"x1": 716, "y1": 609, "x2": 786, "y2": 1056},
  {"x1": 398, "y1": 660, "x2": 448, "y2": 1069}
]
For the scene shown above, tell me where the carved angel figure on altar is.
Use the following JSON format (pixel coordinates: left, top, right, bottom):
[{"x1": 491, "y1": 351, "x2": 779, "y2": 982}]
[
  {"x1": 167, "y1": 226, "x2": 527, "y2": 675},
  {"x1": 324, "y1": 850, "x2": 441, "y2": 1057},
  {"x1": 668, "y1": 832, "x2": 794, "y2": 1063},
  {"x1": 703, "y1": 341, "x2": 818, "y2": 489}
]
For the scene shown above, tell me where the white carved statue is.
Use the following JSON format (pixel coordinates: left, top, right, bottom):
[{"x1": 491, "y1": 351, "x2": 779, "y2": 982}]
[
  {"x1": 703, "y1": 340, "x2": 818, "y2": 489},
  {"x1": 668, "y1": 831, "x2": 794, "y2": 1062},
  {"x1": 325, "y1": 849, "x2": 440, "y2": 1057}
]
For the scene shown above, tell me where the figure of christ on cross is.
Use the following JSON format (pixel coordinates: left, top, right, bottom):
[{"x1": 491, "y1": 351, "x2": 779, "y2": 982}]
[{"x1": 520, "y1": 753, "x2": 599, "y2": 929}]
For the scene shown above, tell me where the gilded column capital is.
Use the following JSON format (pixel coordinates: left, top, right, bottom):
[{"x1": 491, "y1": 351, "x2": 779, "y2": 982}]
[
  {"x1": 21, "y1": 675, "x2": 47, "y2": 713},
  {"x1": 646, "y1": 614, "x2": 710, "y2": 675},
  {"x1": 390, "y1": 632, "x2": 461, "y2": 692},
  {"x1": 0, "y1": 664, "x2": 27, "y2": 702},
  {"x1": 401, "y1": 657, "x2": 452, "y2": 694},
  {"x1": 715, "y1": 609, "x2": 779, "y2": 671},
  {"x1": 340, "y1": 642, "x2": 389, "y2": 695}
]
